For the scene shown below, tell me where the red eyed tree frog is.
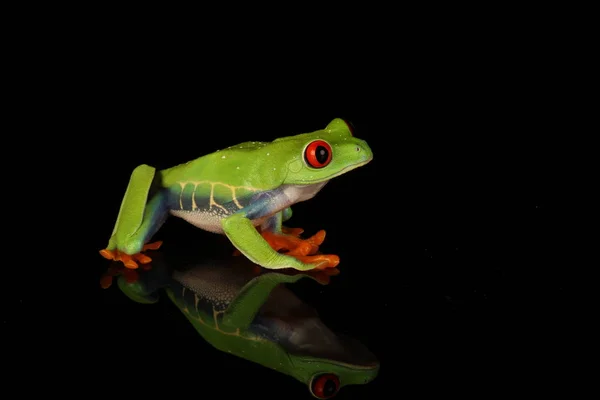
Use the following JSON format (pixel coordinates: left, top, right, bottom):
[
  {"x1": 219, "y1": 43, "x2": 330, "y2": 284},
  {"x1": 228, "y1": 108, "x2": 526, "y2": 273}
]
[{"x1": 100, "y1": 118, "x2": 373, "y2": 272}]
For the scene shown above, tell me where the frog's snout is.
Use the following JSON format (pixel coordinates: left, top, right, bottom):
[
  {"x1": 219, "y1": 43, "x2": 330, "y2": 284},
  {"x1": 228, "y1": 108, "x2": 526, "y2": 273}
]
[{"x1": 354, "y1": 139, "x2": 373, "y2": 163}]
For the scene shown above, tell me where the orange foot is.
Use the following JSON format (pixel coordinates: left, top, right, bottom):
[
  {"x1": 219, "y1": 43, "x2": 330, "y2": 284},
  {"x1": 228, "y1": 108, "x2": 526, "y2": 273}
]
[
  {"x1": 232, "y1": 227, "x2": 340, "y2": 270},
  {"x1": 295, "y1": 254, "x2": 340, "y2": 270},
  {"x1": 261, "y1": 229, "x2": 326, "y2": 256},
  {"x1": 232, "y1": 227, "x2": 322, "y2": 256},
  {"x1": 281, "y1": 226, "x2": 305, "y2": 237},
  {"x1": 99, "y1": 241, "x2": 163, "y2": 269},
  {"x1": 262, "y1": 228, "x2": 339, "y2": 270}
]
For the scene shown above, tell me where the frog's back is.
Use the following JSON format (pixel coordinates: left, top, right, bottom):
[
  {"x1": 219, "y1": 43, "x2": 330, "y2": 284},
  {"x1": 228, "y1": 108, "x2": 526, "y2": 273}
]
[{"x1": 159, "y1": 140, "x2": 271, "y2": 187}]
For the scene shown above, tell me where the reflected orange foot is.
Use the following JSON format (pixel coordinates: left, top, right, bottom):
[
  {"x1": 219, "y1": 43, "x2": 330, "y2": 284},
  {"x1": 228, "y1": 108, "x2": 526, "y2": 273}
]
[
  {"x1": 99, "y1": 241, "x2": 163, "y2": 269},
  {"x1": 99, "y1": 263, "x2": 146, "y2": 289},
  {"x1": 306, "y1": 267, "x2": 341, "y2": 285}
]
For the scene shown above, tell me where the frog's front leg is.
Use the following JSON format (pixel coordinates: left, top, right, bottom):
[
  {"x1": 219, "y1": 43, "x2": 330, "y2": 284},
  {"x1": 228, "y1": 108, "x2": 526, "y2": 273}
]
[
  {"x1": 99, "y1": 165, "x2": 168, "y2": 269},
  {"x1": 278, "y1": 207, "x2": 305, "y2": 237},
  {"x1": 259, "y1": 210, "x2": 326, "y2": 257},
  {"x1": 222, "y1": 201, "x2": 339, "y2": 271}
]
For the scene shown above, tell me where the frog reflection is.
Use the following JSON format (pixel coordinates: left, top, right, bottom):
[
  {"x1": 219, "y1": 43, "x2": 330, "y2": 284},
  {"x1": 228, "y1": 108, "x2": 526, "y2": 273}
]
[{"x1": 101, "y1": 252, "x2": 379, "y2": 399}]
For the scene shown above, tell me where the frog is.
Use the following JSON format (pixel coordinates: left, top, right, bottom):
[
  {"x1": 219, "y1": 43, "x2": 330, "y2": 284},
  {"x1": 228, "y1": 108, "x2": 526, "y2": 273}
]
[
  {"x1": 100, "y1": 118, "x2": 373, "y2": 272},
  {"x1": 108, "y1": 250, "x2": 379, "y2": 398}
]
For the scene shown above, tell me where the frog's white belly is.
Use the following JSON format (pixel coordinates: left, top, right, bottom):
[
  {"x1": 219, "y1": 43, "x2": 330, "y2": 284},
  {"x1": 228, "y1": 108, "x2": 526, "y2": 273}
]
[
  {"x1": 169, "y1": 182, "x2": 327, "y2": 234},
  {"x1": 171, "y1": 209, "x2": 227, "y2": 233},
  {"x1": 169, "y1": 210, "x2": 218, "y2": 233},
  {"x1": 169, "y1": 209, "x2": 258, "y2": 234}
]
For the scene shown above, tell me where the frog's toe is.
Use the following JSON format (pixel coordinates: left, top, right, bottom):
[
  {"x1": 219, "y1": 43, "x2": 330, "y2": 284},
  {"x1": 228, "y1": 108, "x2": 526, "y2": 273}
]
[
  {"x1": 294, "y1": 254, "x2": 340, "y2": 270},
  {"x1": 99, "y1": 246, "x2": 157, "y2": 269},
  {"x1": 133, "y1": 253, "x2": 152, "y2": 264},
  {"x1": 286, "y1": 241, "x2": 314, "y2": 256},
  {"x1": 281, "y1": 226, "x2": 304, "y2": 237},
  {"x1": 262, "y1": 229, "x2": 326, "y2": 256},
  {"x1": 113, "y1": 252, "x2": 138, "y2": 269},
  {"x1": 287, "y1": 230, "x2": 326, "y2": 256},
  {"x1": 143, "y1": 240, "x2": 163, "y2": 251},
  {"x1": 307, "y1": 229, "x2": 326, "y2": 248},
  {"x1": 99, "y1": 248, "x2": 116, "y2": 260}
]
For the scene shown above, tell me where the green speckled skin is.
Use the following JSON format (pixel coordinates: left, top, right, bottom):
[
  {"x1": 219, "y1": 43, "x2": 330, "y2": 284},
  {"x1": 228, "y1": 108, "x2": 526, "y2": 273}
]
[{"x1": 103, "y1": 118, "x2": 373, "y2": 271}]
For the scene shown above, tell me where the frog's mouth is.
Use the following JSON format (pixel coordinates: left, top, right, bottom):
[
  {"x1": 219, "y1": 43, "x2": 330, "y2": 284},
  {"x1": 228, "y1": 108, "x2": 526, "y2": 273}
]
[
  {"x1": 303, "y1": 158, "x2": 373, "y2": 184},
  {"x1": 331, "y1": 158, "x2": 372, "y2": 178}
]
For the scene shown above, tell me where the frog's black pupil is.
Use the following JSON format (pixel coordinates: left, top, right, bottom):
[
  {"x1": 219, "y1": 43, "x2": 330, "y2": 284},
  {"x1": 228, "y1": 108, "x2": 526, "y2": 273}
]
[
  {"x1": 323, "y1": 380, "x2": 337, "y2": 397},
  {"x1": 316, "y1": 146, "x2": 329, "y2": 164}
]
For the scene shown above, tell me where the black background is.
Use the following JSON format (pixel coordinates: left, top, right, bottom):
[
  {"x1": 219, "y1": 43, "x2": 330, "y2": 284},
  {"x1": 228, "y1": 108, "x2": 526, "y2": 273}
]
[{"x1": 5, "y1": 10, "x2": 581, "y2": 399}]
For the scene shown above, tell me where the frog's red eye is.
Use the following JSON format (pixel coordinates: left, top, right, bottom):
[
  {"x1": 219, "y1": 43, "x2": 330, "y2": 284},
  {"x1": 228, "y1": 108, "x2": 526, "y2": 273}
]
[
  {"x1": 304, "y1": 140, "x2": 332, "y2": 168},
  {"x1": 310, "y1": 373, "x2": 340, "y2": 399}
]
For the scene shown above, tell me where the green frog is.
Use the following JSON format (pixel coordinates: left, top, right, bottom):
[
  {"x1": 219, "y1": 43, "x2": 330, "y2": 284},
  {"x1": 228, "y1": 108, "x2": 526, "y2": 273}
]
[{"x1": 100, "y1": 118, "x2": 373, "y2": 272}]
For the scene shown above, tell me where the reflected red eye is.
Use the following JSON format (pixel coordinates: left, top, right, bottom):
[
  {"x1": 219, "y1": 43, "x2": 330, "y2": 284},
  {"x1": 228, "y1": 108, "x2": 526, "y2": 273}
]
[
  {"x1": 304, "y1": 140, "x2": 332, "y2": 168},
  {"x1": 310, "y1": 373, "x2": 340, "y2": 399}
]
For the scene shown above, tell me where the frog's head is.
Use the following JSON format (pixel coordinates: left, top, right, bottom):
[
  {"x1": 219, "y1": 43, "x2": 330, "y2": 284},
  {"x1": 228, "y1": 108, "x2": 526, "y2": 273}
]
[{"x1": 270, "y1": 118, "x2": 373, "y2": 185}]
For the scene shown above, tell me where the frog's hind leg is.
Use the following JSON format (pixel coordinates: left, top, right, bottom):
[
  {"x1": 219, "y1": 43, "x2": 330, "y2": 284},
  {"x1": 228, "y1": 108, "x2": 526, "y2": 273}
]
[{"x1": 99, "y1": 164, "x2": 169, "y2": 269}]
